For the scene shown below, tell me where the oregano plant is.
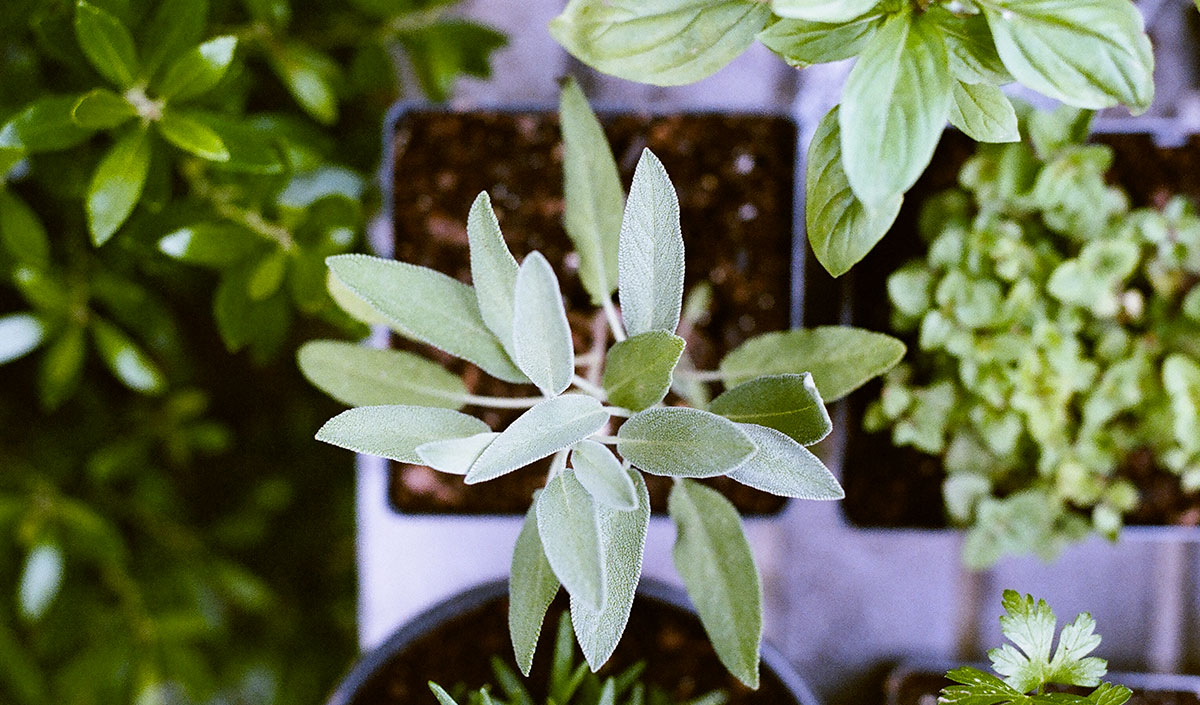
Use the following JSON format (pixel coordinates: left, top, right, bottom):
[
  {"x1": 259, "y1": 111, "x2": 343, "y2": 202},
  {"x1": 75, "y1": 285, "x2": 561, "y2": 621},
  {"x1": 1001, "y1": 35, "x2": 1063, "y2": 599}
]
[
  {"x1": 300, "y1": 79, "x2": 905, "y2": 687},
  {"x1": 549, "y1": 0, "x2": 1156, "y2": 277}
]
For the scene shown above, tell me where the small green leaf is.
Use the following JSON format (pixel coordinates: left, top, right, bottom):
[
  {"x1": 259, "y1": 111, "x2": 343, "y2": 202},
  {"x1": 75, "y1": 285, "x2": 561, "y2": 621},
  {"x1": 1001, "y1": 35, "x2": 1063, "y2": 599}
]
[
  {"x1": 247, "y1": 251, "x2": 287, "y2": 300},
  {"x1": 0, "y1": 96, "x2": 94, "y2": 153},
  {"x1": 669, "y1": 479, "x2": 761, "y2": 688},
  {"x1": 269, "y1": 42, "x2": 339, "y2": 125},
  {"x1": 38, "y1": 326, "x2": 87, "y2": 410},
  {"x1": 315, "y1": 405, "x2": 489, "y2": 463},
  {"x1": 537, "y1": 469, "x2": 606, "y2": 610},
  {"x1": 157, "y1": 222, "x2": 259, "y2": 267},
  {"x1": 157, "y1": 110, "x2": 230, "y2": 162},
  {"x1": 618, "y1": 150, "x2": 684, "y2": 338},
  {"x1": 74, "y1": 1, "x2": 139, "y2": 88},
  {"x1": 805, "y1": 106, "x2": 902, "y2": 277},
  {"x1": 18, "y1": 542, "x2": 64, "y2": 622},
  {"x1": 187, "y1": 113, "x2": 287, "y2": 175},
  {"x1": 710, "y1": 373, "x2": 831, "y2": 445},
  {"x1": 617, "y1": 407, "x2": 756, "y2": 478},
  {"x1": 560, "y1": 77, "x2": 624, "y2": 305},
  {"x1": 719, "y1": 326, "x2": 906, "y2": 401},
  {"x1": 155, "y1": 35, "x2": 238, "y2": 101},
  {"x1": 428, "y1": 683, "x2": 461, "y2": 705},
  {"x1": 571, "y1": 440, "x2": 638, "y2": 510},
  {"x1": 949, "y1": 81, "x2": 1020, "y2": 144},
  {"x1": 510, "y1": 503, "x2": 560, "y2": 677},
  {"x1": 297, "y1": 340, "x2": 468, "y2": 408},
  {"x1": 0, "y1": 313, "x2": 45, "y2": 365},
  {"x1": 512, "y1": 251, "x2": 574, "y2": 397},
  {"x1": 140, "y1": 0, "x2": 208, "y2": 76},
  {"x1": 467, "y1": 192, "x2": 519, "y2": 352},
  {"x1": 602, "y1": 331, "x2": 685, "y2": 411},
  {"x1": 327, "y1": 254, "x2": 526, "y2": 384},
  {"x1": 771, "y1": 0, "x2": 880, "y2": 23},
  {"x1": 90, "y1": 318, "x2": 165, "y2": 395},
  {"x1": 0, "y1": 190, "x2": 50, "y2": 270},
  {"x1": 398, "y1": 20, "x2": 507, "y2": 102},
  {"x1": 550, "y1": 0, "x2": 771, "y2": 86},
  {"x1": 758, "y1": 15, "x2": 882, "y2": 67},
  {"x1": 72, "y1": 89, "x2": 136, "y2": 129},
  {"x1": 728, "y1": 424, "x2": 843, "y2": 499},
  {"x1": 415, "y1": 433, "x2": 498, "y2": 475},
  {"x1": 466, "y1": 395, "x2": 610, "y2": 484},
  {"x1": 87, "y1": 127, "x2": 152, "y2": 245}
]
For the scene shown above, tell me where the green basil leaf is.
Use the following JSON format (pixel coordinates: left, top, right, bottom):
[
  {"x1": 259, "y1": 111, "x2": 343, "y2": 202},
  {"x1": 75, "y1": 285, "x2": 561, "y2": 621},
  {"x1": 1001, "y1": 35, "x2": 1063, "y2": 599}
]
[
  {"x1": 74, "y1": 1, "x2": 139, "y2": 88},
  {"x1": 617, "y1": 407, "x2": 755, "y2": 478},
  {"x1": 0, "y1": 313, "x2": 46, "y2": 365},
  {"x1": 560, "y1": 77, "x2": 624, "y2": 305},
  {"x1": 510, "y1": 502, "x2": 561, "y2": 677},
  {"x1": 71, "y1": 89, "x2": 136, "y2": 129},
  {"x1": 771, "y1": 0, "x2": 880, "y2": 23},
  {"x1": 38, "y1": 325, "x2": 87, "y2": 410},
  {"x1": 618, "y1": 149, "x2": 684, "y2": 337},
  {"x1": 466, "y1": 395, "x2": 610, "y2": 484},
  {"x1": 87, "y1": 127, "x2": 152, "y2": 246},
  {"x1": 0, "y1": 190, "x2": 50, "y2": 270},
  {"x1": 757, "y1": 15, "x2": 882, "y2": 67},
  {"x1": 840, "y1": 11, "x2": 953, "y2": 208},
  {"x1": 512, "y1": 251, "x2": 574, "y2": 397},
  {"x1": 710, "y1": 373, "x2": 831, "y2": 445},
  {"x1": 537, "y1": 469, "x2": 607, "y2": 610},
  {"x1": 0, "y1": 96, "x2": 94, "y2": 153},
  {"x1": 17, "y1": 542, "x2": 64, "y2": 622},
  {"x1": 806, "y1": 105, "x2": 903, "y2": 277},
  {"x1": 981, "y1": 0, "x2": 1154, "y2": 112},
  {"x1": 90, "y1": 318, "x2": 165, "y2": 395},
  {"x1": 155, "y1": 35, "x2": 238, "y2": 101},
  {"x1": 297, "y1": 340, "x2": 468, "y2": 408},
  {"x1": 327, "y1": 254, "x2": 526, "y2": 384},
  {"x1": 156, "y1": 109, "x2": 230, "y2": 162},
  {"x1": 949, "y1": 80, "x2": 1020, "y2": 144},
  {"x1": 314, "y1": 405, "x2": 489, "y2": 463},
  {"x1": 467, "y1": 191, "x2": 519, "y2": 352},
  {"x1": 601, "y1": 330, "x2": 685, "y2": 411},
  {"x1": 415, "y1": 432, "x2": 499, "y2": 475},
  {"x1": 157, "y1": 222, "x2": 260, "y2": 267},
  {"x1": 571, "y1": 440, "x2": 638, "y2": 510},
  {"x1": 728, "y1": 424, "x2": 843, "y2": 499},
  {"x1": 719, "y1": 326, "x2": 905, "y2": 401},
  {"x1": 668, "y1": 479, "x2": 761, "y2": 688},
  {"x1": 932, "y1": 9, "x2": 1013, "y2": 85},
  {"x1": 550, "y1": 0, "x2": 771, "y2": 86},
  {"x1": 570, "y1": 470, "x2": 648, "y2": 670},
  {"x1": 269, "y1": 42, "x2": 339, "y2": 125}
]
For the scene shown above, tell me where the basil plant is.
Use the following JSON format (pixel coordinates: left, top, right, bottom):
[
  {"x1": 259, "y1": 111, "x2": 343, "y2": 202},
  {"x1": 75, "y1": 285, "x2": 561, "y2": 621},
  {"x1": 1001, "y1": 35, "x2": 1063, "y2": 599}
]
[
  {"x1": 550, "y1": 0, "x2": 1155, "y2": 278},
  {"x1": 300, "y1": 80, "x2": 904, "y2": 687}
]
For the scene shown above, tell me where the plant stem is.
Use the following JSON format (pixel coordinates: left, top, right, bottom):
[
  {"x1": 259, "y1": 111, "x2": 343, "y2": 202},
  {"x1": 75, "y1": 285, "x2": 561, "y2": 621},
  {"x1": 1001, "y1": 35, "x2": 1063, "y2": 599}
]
[
  {"x1": 459, "y1": 393, "x2": 545, "y2": 409},
  {"x1": 602, "y1": 297, "x2": 627, "y2": 342},
  {"x1": 676, "y1": 369, "x2": 726, "y2": 382},
  {"x1": 606, "y1": 406, "x2": 633, "y2": 418},
  {"x1": 590, "y1": 435, "x2": 620, "y2": 445},
  {"x1": 548, "y1": 449, "x2": 568, "y2": 480},
  {"x1": 571, "y1": 374, "x2": 607, "y2": 400},
  {"x1": 181, "y1": 160, "x2": 298, "y2": 253}
]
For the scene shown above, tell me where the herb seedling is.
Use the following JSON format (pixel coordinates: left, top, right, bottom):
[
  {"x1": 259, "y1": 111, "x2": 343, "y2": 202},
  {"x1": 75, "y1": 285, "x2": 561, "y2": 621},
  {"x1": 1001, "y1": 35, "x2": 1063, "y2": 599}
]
[
  {"x1": 940, "y1": 590, "x2": 1131, "y2": 705},
  {"x1": 301, "y1": 79, "x2": 905, "y2": 687},
  {"x1": 550, "y1": 0, "x2": 1155, "y2": 277}
]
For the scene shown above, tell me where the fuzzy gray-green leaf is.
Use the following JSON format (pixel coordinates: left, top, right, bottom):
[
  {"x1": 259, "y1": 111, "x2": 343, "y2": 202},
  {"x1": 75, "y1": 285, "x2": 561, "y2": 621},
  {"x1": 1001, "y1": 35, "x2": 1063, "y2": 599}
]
[
  {"x1": 710, "y1": 373, "x2": 831, "y2": 445},
  {"x1": 771, "y1": 0, "x2": 880, "y2": 23},
  {"x1": 669, "y1": 479, "x2": 761, "y2": 688},
  {"x1": 618, "y1": 150, "x2": 684, "y2": 338},
  {"x1": 949, "y1": 81, "x2": 1020, "y2": 144},
  {"x1": 510, "y1": 502, "x2": 560, "y2": 676},
  {"x1": 571, "y1": 440, "x2": 638, "y2": 510},
  {"x1": 617, "y1": 407, "x2": 755, "y2": 478},
  {"x1": 298, "y1": 340, "x2": 468, "y2": 408},
  {"x1": 602, "y1": 331, "x2": 685, "y2": 411},
  {"x1": 466, "y1": 395, "x2": 609, "y2": 484},
  {"x1": 537, "y1": 470, "x2": 606, "y2": 610},
  {"x1": 512, "y1": 251, "x2": 574, "y2": 397},
  {"x1": 468, "y1": 192, "x2": 519, "y2": 352},
  {"x1": 728, "y1": 424, "x2": 843, "y2": 499},
  {"x1": 415, "y1": 433, "x2": 498, "y2": 475},
  {"x1": 327, "y1": 254, "x2": 526, "y2": 384},
  {"x1": 315, "y1": 405, "x2": 489, "y2": 463}
]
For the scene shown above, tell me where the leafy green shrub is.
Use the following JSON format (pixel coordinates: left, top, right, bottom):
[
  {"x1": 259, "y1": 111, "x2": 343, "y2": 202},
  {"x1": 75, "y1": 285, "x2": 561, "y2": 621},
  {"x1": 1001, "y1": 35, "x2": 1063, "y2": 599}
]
[
  {"x1": 300, "y1": 79, "x2": 906, "y2": 688},
  {"x1": 866, "y1": 106, "x2": 1200, "y2": 567},
  {"x1": 941, "y1": 590, "x2": 1131, "y2": 705},
  {"x1": 549, "y1": 0, "x2": 1155, "y2": 277}
]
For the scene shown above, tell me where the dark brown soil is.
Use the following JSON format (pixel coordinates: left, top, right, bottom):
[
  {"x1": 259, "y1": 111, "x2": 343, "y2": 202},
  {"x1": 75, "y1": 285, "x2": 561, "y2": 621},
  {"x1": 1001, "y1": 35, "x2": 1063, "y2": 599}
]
[
  {"x1": 350, "y1": 591, "x2": 797, "y2": 705},
  {"x1": 387, "y1": 110, "x2": 797, "y2": 515},
  {"x1": 886, "y1": 670, "x2": 1200, "y2": 705},
  {"x1": 803, "y1": 131, "x2": 1200, "y2": 529}
]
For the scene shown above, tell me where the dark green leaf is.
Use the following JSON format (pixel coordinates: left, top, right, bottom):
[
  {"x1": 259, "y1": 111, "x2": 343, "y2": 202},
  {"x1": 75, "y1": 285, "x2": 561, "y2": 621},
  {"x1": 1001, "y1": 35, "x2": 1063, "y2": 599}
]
[
  {"x1": 87, "y1": 127, "x2": 152, "y2": 245},
  {"x1": 710, "y1": 373, "x2": 831, "y2": 445},
  {"x1": 38, "y1": 326, "x2": 87, "y2": 410},
  {"x1": 74, "y1": 1, "x2": 139, "y2": 88},
  {"x1": 157, "y1": 222, "x2": 261, "y2": 267},
  {"x1": 72, "y1": 89, "x2": 137, "y2": 129},
  {"x1": 602, "y1": 331, "x2": 685, "y2": 411},
  {"x1": 400, "y1": 20, "x2": 508, "y2": 102},
  {"x1": 155, "y1": 36, "x2": 238, "y2": 101},
  {"x1": 0, "y1": 190, "x2": 50, "y2": 270},
  {"x1": 269, "y1": 43, "x2": 339, "y2": 125},
  {"x1": 140, "y1": 0, "x2": 208, "y2": 75}
]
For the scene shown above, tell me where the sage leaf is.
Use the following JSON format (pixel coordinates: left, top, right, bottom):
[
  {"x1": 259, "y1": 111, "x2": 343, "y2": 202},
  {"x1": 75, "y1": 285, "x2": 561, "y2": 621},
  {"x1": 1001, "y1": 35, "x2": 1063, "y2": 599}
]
[
  {"x1": 618, "y1": 150, "x2": 684, "y2": 338},
  {"x1": 72, "y1": 89, "x2": 136, "y2": 130},
  {"x1": 669, "y1": 479, "x2": 761, "y2": 688},
  {"x1": 327, "y1": 273, "x2": 389, "y2": 326},
  {"x1": 719, "y1": 326, "x2": 906, "y2": 401},
  {"x1": 466, "y1": 395, "x2": 609, "y2": 484},
  {"x1": 0, "y1": 96, "x2": 94, "y2": 153},
  {"x1": 710, "y1": 373, "x2": 831, "y2": 445},
  {"x1": 949, "y1": 81, "x2": 1020, "y2": 144},
  {"x1": 74, "y1": 1, "x2": 139, "y2": 89},
  {"x1": 550, "y1": 0, "x2": 771, "y2": 86},
  {"x1": 571, "y1": 470, "x2": 649, "y2": 670},
  {"x1": 729, "y1": 424, "x2": 843, "y2": 499},
  {"x1": 602, "y1": 331, "x2": 685, "y2": 412},
  {"x1": 758, "y1": 15, "x2": 882, "y2": 67},
  {"x1": 87, "y1": 127, "x2": 152, "y2": 246},
  {"x1": 90, "y1": 318, "x2": 165, "y2": 395},
  {"x1": 18, "y1": 542, "x2": 64, "y2": 621},
  {"x1": 0, "y1": 191, "x2": 50, "y2": 270},
  {"x1": 297, "y1": 340, "x2": 468, "y2": 408},
  {"x1": 617, "y1": 407, "x2": 755, "y2": 478},
  {"x1": 315, "y1": 405, "x2": 489, "y2": 463},
  {"x1": 571, "y1": 440, "x2": 638, "y2": 510},
  {"x1": 806, "y1": 106, "x2": 902, "y2": 277},
  {"x1": 0, "y1": 313, "x2": 45, "y2": 365},
  {"x1": 982, "y1": 0, "x2": 1154, "y2": 112},
  {"x1": 327, "y1": 254, "x2": 526, "y2": 384},
  {"x1": 155, "y1": 35, "x2": 238, "y2": 101},
  {"x1": 467, "y1": 192, "x2": 519, "y2": 352},
  {"x1": 157, "y1": 110, "x2": 231, "y2": 162},
  {"x1": 510, "y1": 502, "x2": 561, "y2": 676},
  {"x1": 537, "y1": 469, "x2": 606, "y2": 610},
  {"x1": 771, "y1": 0, "x2": 881, "y2": 23},
  {"x1": 512, "y1": 251, "x2": 574, "y2": 397},
  {"x1": 560, "y1": 77, "x2": 623, "y2": 305},
  {"x1": 416, "y1": 432, "x2": 499, "y2": 475},
  {"x1": 840, "y1": 11, "x2": 953, "y2": 208}
]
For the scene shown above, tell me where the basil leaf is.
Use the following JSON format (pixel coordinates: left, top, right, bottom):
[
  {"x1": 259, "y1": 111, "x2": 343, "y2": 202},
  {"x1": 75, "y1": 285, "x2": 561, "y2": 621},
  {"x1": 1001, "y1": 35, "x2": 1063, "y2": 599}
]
[
  {"x1": 155, "y1": 35, "x2": 238, "y2": 101},
  {"x1": 771, "y1": 0, "x2": 880, "y2": 23},
  {"x1": 932, "y1": 9, "x2": 1013, "y2": 85},
  {"x1": 758, "y1": 15, "x2": 881, "y2": 67},
  {"x1": 570, "y1": 440, "x2": 638, "y2": 510},
  {"x1": 72, "y1": 89, "x2": 136, "y2": 130},
  {"x1": 297, "y1": 340, "x2": 468, "y2": 408},
  {"x1": 157, "y1": 109, "x2": 231, "y2": 162},
  {"x1": 618, "y1": 149, "x2": 684, "y2": 338},
  {"x1": 315, "y1": 405, "x2": 490, "y2": 463},
  {"x1": 87, "y1": 127, "x2": 152, "y2": 246},
  {"x1": 537, "y1": 469, "x2": 606, "y2": 610},
  {"x1": 510, "y1": 502, "x2": 560, "y2": 677},
  {"x1": 467, "y1": 191, "x2": 519, "y2": 352},
  {"x1": 710, "y1": 373, "x2": 831, "y2": 445},
  {"x1": 74, "y1": 1, "x2": 139, "y2": 88},
  {"x1": 949, "y1": 80, "x2": 1020, "y2": 144},
  {"x1": 728, "y1": 424, "x2": 843, "y2": 499},
  {"x1": 602, "y1": 330, "x2": 685, "y2": 412},
  {"x1": 512, "y1": 251, "x2": 574, "y2": 397},
  {"x1": 617, "y1": 407, "x2": 756, "y2": 478},
  {"x1": 466, "y1": 395, "x2": 610, "y2": 484}
]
